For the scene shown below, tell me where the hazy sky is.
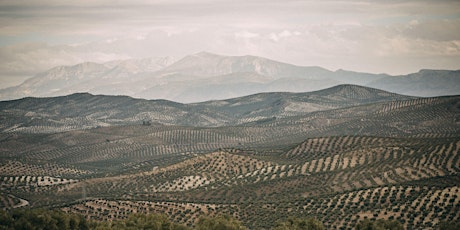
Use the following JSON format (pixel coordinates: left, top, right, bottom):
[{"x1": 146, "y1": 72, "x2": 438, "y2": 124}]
[{"x1": 1, "y1": 0, "x2": 460, "y2": 88}]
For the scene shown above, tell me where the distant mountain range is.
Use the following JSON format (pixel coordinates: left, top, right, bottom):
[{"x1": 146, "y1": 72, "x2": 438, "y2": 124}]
[{"x1": 1, "y1": 52, "x2": 459, "y2": 102}]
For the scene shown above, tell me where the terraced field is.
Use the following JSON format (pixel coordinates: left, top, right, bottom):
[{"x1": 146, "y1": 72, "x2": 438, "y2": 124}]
[{"x1": 0, "y1": 85, "x2": 459, "y2": 229}]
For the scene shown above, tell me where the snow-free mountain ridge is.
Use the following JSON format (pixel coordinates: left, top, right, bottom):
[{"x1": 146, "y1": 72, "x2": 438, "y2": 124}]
[{"x1": 1, "y1": 52, "x2": 459, "y2": 102}]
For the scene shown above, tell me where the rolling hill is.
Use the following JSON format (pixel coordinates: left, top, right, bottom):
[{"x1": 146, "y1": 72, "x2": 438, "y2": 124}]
[
  {"x1": 0, "y1": 85, "x2": 414, "y2": 133},
  {"x1": 1, "y1": 85, "x2": 459, "y2": 229},
  {"x1": 367, "y1": 69, "x2": 460, "y2": 97}
]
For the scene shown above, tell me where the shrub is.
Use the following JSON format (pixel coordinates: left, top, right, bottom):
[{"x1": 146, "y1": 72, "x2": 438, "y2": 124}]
[
  {"x1": 195, "y1": 215, "x2": 246, "y2": 230},
  {"x1": 274, "y1": 217, "x2": 324, "y2": 230},
  {"x1": 438, "y1": 221, "x2": 460, "y2": 230},
  {"x1": 355, "y1": 219, "x2": 403, "y2": 230},
  {"x1": 0, "y1": 209, "x2": 89, "y2": 230}
]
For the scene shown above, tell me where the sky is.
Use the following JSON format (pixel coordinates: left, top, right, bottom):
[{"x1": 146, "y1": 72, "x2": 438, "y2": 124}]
[{"x1": 1, "y1": 0, "x2": 460, "y2": 88}]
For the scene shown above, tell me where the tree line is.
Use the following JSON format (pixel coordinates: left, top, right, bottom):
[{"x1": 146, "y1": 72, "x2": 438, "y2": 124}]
[{"x1": 0, "y1": 209, "x2": 458, "y2": 230}]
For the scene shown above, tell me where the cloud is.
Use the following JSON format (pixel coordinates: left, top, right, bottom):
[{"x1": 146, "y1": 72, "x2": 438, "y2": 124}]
[
  {"x1": 0, "y1": 0, "x2": 459, "y2": 88},
  {"x1": 0, "y1": 42, "x2": 131, "y2": 88},
  {"x1": 402, "y1": 19, "x2": 460, "y2": 42},
  {"x1": 235, "y1": 31, "x2": 260, "y2": 39}
]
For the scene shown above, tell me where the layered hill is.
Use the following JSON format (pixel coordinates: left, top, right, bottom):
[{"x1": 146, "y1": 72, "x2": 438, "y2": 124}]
[
  {"x1": 0, "y1": 86, "x2": 459, "y2": 229},
  {"x1": 0, "y1": 85, "x2": 414, "y2": 133},
  {"x1": 368, "y1": 69, "x2": 460, "y2": 97},
  {"x1": 1, "y1": 52, "x2": 459, "y2": 102}
]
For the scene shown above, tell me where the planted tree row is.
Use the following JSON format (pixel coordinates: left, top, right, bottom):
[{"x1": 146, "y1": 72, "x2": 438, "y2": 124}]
[{"x1": 0, "y1": 160, "x2": 91, "y2": 178}]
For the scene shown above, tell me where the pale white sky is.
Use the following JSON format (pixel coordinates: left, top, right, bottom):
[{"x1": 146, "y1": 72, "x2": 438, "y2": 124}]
[{"x1": 1, "y1": 0, "x2": 460, "y2": 88}]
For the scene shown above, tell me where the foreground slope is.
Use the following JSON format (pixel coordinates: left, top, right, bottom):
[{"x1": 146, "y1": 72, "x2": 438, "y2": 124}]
[{"x1": 59, "y1": 136, "x2": 459, "y2": 229}]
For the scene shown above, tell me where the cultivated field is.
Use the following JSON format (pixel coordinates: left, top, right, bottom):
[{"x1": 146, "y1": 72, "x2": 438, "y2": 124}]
[{"x1": 1, "y1": 85, "x2": 459, "y2": 229}]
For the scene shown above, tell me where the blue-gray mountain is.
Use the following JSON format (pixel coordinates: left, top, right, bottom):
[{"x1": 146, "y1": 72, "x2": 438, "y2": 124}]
[{"x1": 0, "y1": 52, "x2": 459, "y2": 102}]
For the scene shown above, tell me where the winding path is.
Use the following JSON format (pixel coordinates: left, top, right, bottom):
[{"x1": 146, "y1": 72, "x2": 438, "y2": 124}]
[{"x1": 12, "y1": 196, "x2": 29, "y2": 208}]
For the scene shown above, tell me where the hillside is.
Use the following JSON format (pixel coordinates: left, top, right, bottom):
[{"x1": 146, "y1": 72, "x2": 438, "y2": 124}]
[
  {"x1": 1, "y1": 52, "x2": 458, "y2": 102},
  {"x1": 367, "y1": 69, "x2": 460, "y2": 97},
  {"x1": 1, "y1": 86, "x2": 459, "y2": 229},
  {"x1": 0, "y1": 84, "x2": 414, "y2": 133}
]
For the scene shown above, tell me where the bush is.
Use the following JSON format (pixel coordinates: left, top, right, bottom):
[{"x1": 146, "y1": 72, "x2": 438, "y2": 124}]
[
  {"x1": 355, "y1": 219, "x2": 403, "y2": 230},
  {"x1": 438, "y1": 221, "x2": 460, "y2": 230},
  {"x1": 0, "y1": 209, "x2": 89, "y2": 230},
  {"x1": 274, "y1": 217, "x2": 324, "y2": 230},
  {"x1": 195, "y1": 215, "x2": 246, "y2": 230},
  {"x1": 110, "y1": 213, "x2": 189, "y2": 230}
]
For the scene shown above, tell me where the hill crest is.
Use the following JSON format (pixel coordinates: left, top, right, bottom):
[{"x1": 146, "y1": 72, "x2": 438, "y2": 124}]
[{"x1": 0, "y1": 84, "x2": 416, "y2": 133}]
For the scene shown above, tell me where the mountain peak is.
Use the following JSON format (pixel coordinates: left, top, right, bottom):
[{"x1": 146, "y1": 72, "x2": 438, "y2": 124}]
[
  {"x1": 1, "y1": 53, "x2": 458, "y2": 102},
  {"x1": 162, "y1": 52, "x2": 329, "y2": 80},
  {"x1": 41, "y1": 62, "x2": 108, "y2": 76},
  {"x1": 314, "y1": 84, "x2": 413, "y2": 100},
  {"x1": 107, "y1": 57, "x2": 176, "y2": 74},
  {"x1": 192, "y1": 51, "x2": 222, "y2": 58}
]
